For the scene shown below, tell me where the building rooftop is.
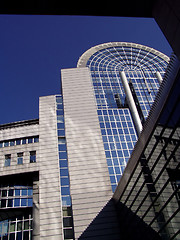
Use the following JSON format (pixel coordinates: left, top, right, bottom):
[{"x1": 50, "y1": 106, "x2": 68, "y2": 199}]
[{"x1": 0, "y1": 119, "x2": 39, "y2": 130}]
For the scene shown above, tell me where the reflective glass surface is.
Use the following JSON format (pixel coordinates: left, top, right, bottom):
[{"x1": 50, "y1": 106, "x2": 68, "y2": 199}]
[
  {"x1": 0, "y1": 185, "x2": 33, "y2": 209},
  {"x1": 86, "y1": 44, "x2": 168, "y2": 191},
  {"x1": 0, "y1": 213, "x2": 32, "y2": 239}
]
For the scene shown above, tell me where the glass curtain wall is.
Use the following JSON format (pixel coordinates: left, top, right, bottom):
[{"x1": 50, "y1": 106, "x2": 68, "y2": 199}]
[{"x1": 84, "y1": 43, "x2": 169, "y2": 191}]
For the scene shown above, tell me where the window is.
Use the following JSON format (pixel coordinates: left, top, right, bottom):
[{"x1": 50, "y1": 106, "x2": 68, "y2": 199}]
[
  {"x1": 0, "y1": 213, "x2": 33, "y2": 239},
  {"x1": 4, "y1": 154, "x2": 11, "y2": 167},
  {"x1": 30, "y1": 151, "x2": 36, "y2": 163},
  {"x1": 27, "y1": 137, "x2": 33, "y2": 144},
  {"x1": 17, "y1": 152, "x2": 23, "y2": 165},
  {"x1": 0, "y1": 136, "x2": 39, "y2": 148},
  {"x1": 0, "y1": 185, "x2": 33, "y2": 209}
]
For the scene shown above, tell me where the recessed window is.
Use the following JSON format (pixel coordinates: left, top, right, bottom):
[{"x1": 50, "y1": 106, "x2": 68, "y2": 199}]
[
  {"x1": 16, "y1": 139, "x2": 21, "y2": 145},
  {"x1": 0, "y1": 185, "x2": 33, "y2": 209},
  {"x1": 30, "y1": 151, "x2": 36, "y2": 163},
  {"x1": 22, "y1": 138, "x2": 26, "y2": 144},
  {"x1": 17, "y1": 152, "x2": 23, "y2": 165},
  {"x1": 4, "y1": 154, "x2": 11, "y2": 167},
  {"x1": 28, "y1": 137, "x2": 33, "y2": 144},
  {"x1": 4, "y1": 141, "x2": 9, "y2": 147},
  {"x1": 10, "y1": 140, "x2": 15, "y2": 146},
  {"x1": 34, "y1": 137, "x2": 39, "y2": 143}
]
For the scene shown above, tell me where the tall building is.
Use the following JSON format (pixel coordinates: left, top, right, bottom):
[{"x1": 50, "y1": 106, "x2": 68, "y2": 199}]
[
  {"x1": 76, "y1": 42, "x2": 169, "y2": 191},
  {"x1": 0, "y1": 42, "x2": 173, "y2": 240}
]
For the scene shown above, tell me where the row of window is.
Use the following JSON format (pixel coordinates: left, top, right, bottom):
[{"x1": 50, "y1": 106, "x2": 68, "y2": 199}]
[
  {"x1": 0, "y1": 136, "x2": 39, "y2": 148},
  {"x1": 4, "y1": 151, "x2": 36, "y2": 167},
  {"x1": 0, "y1": 185, "x2": 33, "y2": 209},
  {"x1": 0, "y1": 197, "x2": 33, "y2": 209},
  {"x1": 0, "y1": 213, "x2": 32, "y2": 239}
]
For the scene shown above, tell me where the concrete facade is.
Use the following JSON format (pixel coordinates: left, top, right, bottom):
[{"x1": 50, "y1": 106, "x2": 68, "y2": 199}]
[
  {"x1": 0, "y1": 96, "x2": 63, "y2": 240},
  {"x1": 61, "y1": 67, "x2": 120, "y2": 239}
]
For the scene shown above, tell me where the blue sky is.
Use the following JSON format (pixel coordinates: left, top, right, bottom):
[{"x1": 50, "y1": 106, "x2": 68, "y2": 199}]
[{"x1": 0, "y1": 15, "x2": 172, "y2": 124}]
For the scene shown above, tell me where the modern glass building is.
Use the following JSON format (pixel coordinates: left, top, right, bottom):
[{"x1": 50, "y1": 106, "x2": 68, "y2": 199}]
[
  {"x1": 77, "y1": 42, "x2": 169, "y2": 191},
  {"x1": 2, "y1": 42, "x2": 178, "y2": 240}
]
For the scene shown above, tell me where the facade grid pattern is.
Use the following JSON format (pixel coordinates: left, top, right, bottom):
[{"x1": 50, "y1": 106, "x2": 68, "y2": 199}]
[
  {"x1": 0, "y1": 213, "x2": 32, "y2": 240},
  {"x1": 0, "y1": 185, "x2": 33, "y2": 209},
  {"x1": 84, "y1": 43, "x2": 169, "y2": 191}
]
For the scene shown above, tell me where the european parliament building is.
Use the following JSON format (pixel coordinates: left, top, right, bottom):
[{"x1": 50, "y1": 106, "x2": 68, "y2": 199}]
[{"x1": 0, "y1": 42, "x2": 179, "y2": 240}]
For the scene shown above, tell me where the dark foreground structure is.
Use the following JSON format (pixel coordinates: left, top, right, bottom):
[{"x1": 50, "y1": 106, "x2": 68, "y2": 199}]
[{"x1": 113, "y1": 53, "x2": 180, "y2": 240}]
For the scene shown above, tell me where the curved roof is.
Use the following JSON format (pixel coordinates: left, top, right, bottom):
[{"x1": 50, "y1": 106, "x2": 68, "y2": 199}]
[{"x1": 77, "y1": 42, "x2": 169, "y2": 72}]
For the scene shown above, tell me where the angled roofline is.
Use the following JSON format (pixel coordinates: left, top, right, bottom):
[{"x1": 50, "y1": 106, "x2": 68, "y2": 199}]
[
  {"x1": 0, "y1": 119, "x2": 39, "y2": 130},
  {"x1": 77, "y1": 42, "x2": 170, "y2": 68}
]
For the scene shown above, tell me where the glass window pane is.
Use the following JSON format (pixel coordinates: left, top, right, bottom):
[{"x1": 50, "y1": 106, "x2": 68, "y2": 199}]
[
  {"x1": 63, "y1": 217, "x2": 73, "y2": 227},
  {"x1": 5, "y1": 155, "x2": 11, "y2": 167},
  {"x1": 58, "y1": 130, "x2": 65, "y2": 136},
  {"x1": 24, "y1": 221, "x2": 29, "y2": 230},
  {"x1": 28, "y1": 188, "x2": 33, "y2": 196},
  {"x1": 21, "y1": 198, "x2": 27, "y2": 206},
  {"x1": 9, "y1": 189, "x2": 14, "y2": 196},
  {"x1": 14, "y1": 198, "x2": 20, "y2": 207},
  {"x1": 15, "y1": 189, "x2": 20, "y2": 196},
  {"x1": 22, "y1": 138, "x2": 26, "y2": 144},
  {"x1": 62, "y1": 207, "x2": 72, "y2": 217},
  {"x1": 10, "y1": 141, "x2": 15, "y2": 146},
  {"x1": 58, "y1": 138, "x2": 66, "y2": 144},
  {"x1": 28, "y1": 198, "x2": 33, "y2": 207},
  {"x1": 57, "y1": 116, "x2": 64, "y2": 123},
  {"x1": 62, "y1": 196, "x2": 71, "y2": 206},
  {"x1": 60, "y1": 168, "x2": 68, "y2": 177},
  {"x1": 22, "y1": 189, "x2": 27, "y2": 196},
  {"x1": 56, "y1": 97, "x2": 62, "y2": 104},
  {"x1": 17, "y1": 232, "x2": 22, "y2": 240},
  {"x1": 59, "y1": 151, "x2": 67, "y2": 159},
  {"x1": 23, "y1": 231, "x2": 29, "y2": 240},
  {"x1": 9, "y1": 222, "x2": 15, "y2": 232},
  {"x1": 9, "y1": 233, "x2": 15, "y2": 240},
  {"x1": 1, "y1": 199, "x2": 6, "y2": 208},
  {"x1": 60, "y1": 177, "x2": 69, "y2": 186},
  {"x1": 28, "y1": 138, "x2": 33, "y2": 144},
  {"x1": 16, "y1": 140, "x2": 21, "y2": 145},
  {"x1": 59, "y1": 160, "x2": 68, "y2": 168},
  {"x1": 30, "y1": 151, "x2": 36, "y2": 163},
  {"x1": 64, "y1": 228, "x2": 73, "y2": 239},
  {"x1": 61, "y1": 186, "x2": 70, "y2": 196},
  {"x1": 4, "y1": 141, "x2": 9, "y2": 147},
  {"x1": 58, "y1": 144, "x2": 66, "y2": 151},
  {"x1": 2, "y1": 190, "x2": 7, "y2": 197},
  {"x1": 34, "y1": 137, "x2": 39, "y2": 143}
]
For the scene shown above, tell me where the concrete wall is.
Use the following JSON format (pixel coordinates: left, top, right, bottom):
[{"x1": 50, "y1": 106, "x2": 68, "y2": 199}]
[
  {"x1": 39, "y1": 95, "x2": 63, "y2": 240},
  {"x1": 61, "y1": 67, "x2": 120, "y2": 239}
]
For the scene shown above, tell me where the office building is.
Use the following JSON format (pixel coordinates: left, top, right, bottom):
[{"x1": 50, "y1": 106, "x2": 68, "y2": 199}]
[
  {"x1": 0, "y1": 42, "x2": 176, "y2": 240},
  {"x1": 76, "y1": 42, "x2": 169, "y2": 191}
]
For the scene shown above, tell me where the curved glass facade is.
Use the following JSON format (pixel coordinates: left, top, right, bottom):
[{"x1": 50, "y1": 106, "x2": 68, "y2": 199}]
[{"x1": 78, "y1": 42, "x2": 169, "y2": 192}]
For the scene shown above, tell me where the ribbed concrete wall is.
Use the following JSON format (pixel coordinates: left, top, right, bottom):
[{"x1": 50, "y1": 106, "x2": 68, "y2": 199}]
[
  {"x1": 39, "y1": 95, "x2": 63, "y2": 240},
  {"x1": 61, "y1": 67, "x2": 120, "y2": 239}
]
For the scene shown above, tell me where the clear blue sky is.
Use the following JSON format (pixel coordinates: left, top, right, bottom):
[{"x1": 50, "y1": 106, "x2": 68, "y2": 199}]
[{"x1": 0, "y1": 15, "x2": 172, "y2": 124}]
